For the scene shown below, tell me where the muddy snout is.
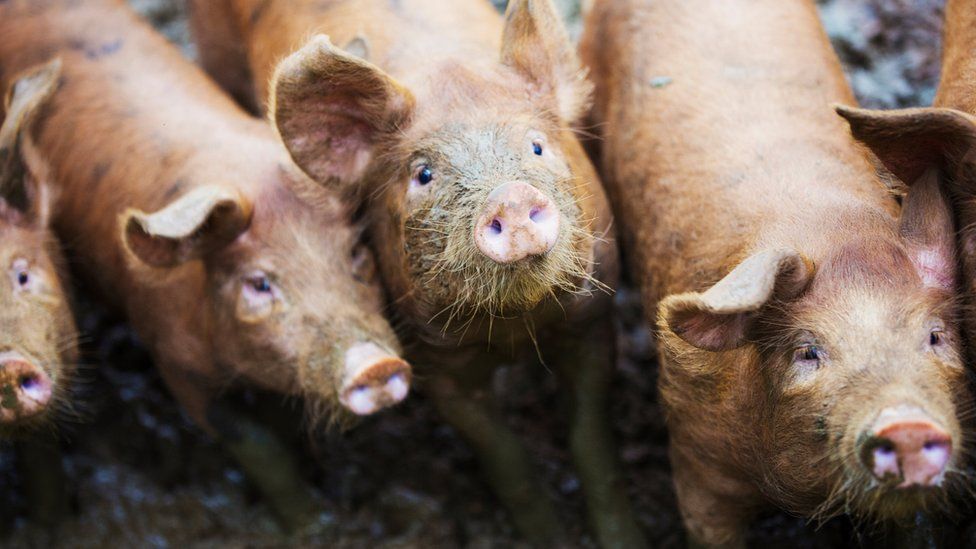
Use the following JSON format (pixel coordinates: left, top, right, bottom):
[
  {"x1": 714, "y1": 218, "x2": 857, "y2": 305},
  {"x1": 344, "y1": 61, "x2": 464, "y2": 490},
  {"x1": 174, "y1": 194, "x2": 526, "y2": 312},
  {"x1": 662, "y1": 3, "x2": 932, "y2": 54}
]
[
  {"x1": 474, "y1": 181, "x2": 560, "y2": 264},
  {"x1": 0, "y1": 353, "x2": 53, "y2": 423},
  {"x1": 859, "y1": 405, "x2": 952, "y2": 488},
  {"x1": 340, "y1": 342, "x2": 411, "y2": 415}
]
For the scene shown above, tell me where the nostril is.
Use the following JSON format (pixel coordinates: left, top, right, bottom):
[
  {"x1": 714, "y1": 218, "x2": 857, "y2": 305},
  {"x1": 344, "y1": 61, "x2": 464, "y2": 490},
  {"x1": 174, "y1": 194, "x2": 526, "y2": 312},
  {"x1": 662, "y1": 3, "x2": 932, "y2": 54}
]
[
  {"x1": 489, "y1": 218, "x2": 503, "y2": 235},
  {"x1": 19, "y1": 375, "x2": 36, "y2": 390},
  {"x1": 529, "y1": 206, "x2": 541, "y2": 221}
]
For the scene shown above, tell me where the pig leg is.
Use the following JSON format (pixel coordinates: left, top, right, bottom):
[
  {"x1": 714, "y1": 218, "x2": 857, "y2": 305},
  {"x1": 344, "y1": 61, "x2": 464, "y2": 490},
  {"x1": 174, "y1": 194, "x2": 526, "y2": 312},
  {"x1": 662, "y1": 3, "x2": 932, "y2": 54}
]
[
  {"x1": 425, "y1": 355, "x2": 566, "y2": 546},
  {"x1": 670, "y1": 454, "x2": 750, "y2": 549},
  {"x1": 156, "y1": 363, "x2": 319, "y2": 533},
  {"x1": 16, "y1": 435, "x2": 68, "y2": 526},
  {"x1": 546, "y1": 316, "x2": 649, "y2": 549}
]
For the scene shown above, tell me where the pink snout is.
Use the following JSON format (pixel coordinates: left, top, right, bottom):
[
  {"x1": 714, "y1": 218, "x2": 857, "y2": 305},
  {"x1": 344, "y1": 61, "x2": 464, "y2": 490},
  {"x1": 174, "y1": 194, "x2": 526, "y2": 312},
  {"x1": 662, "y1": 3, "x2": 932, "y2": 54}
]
[
  {"x1": 473, "y1": 182, "x2": 560, "y2": 264},
  {"x1": 340, "y1": 342, "x2": 411, "y2": 416},
  {"x1": 861, "y1": 406, "x2": 952, "y2": 488},
  {"x1": 0, "y1": 354, "x2": 53, "y2": 423}
]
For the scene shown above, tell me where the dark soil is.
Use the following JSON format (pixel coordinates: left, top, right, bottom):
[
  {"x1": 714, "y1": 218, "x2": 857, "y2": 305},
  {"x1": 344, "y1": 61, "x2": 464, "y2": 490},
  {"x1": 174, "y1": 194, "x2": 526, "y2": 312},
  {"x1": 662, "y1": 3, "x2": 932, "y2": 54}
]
[{"x1": 0, "y1": 1, "x2": 962, "y2": 548}]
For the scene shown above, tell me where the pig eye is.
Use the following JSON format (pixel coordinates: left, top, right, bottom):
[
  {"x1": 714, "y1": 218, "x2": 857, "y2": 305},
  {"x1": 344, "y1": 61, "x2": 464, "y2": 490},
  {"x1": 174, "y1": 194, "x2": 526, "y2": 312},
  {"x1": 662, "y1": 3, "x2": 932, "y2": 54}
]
[
  {"x1": 250, "y1": 276, "x2": 272, "y2": 293},
  {"x1": 930, "y1": 330, "x2": 946, "y2": 347},
  {"x1": 793, "y1": 344, "x2": 822, "y2": 364},
  {"x1": 10, "y1": 259, "x2": 33, "y2": 292},
  {"x1": 532, "y1": 140, "x2": 544, "y2": 156},
  {"x1": 412, "y1": 164, "x2": 434, "y2": 187}
]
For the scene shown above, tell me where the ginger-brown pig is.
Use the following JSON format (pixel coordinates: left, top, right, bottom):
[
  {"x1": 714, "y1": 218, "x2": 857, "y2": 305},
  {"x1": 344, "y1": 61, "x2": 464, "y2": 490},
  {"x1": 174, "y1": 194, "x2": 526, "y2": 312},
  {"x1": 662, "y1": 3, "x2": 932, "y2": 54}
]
[
  {"x1": 581, "y1": 0, "x2": 970, "y2": 546},
  {"x1": 187, "y1": 0, "x2": 643, "y2": 545}
]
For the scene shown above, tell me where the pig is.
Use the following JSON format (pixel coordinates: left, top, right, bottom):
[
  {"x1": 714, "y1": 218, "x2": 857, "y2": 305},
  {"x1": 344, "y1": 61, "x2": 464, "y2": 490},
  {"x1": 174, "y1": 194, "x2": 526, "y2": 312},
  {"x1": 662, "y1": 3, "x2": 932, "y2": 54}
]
[
  {"x1": 0, "y1": 0, "x2": 411, "y2": 530},
  {"x1": 0, "y1": 59, "x2": 80, "y2": 525},
  {"x1": 187, "y1": 0, "x2": 645, "y2": 545},
  {"x1": 580, "y1": 0, "x2": 970, "y2": 546},
  {"x1": 831, "y1": 0, "x2": 976, "y2": 369}
]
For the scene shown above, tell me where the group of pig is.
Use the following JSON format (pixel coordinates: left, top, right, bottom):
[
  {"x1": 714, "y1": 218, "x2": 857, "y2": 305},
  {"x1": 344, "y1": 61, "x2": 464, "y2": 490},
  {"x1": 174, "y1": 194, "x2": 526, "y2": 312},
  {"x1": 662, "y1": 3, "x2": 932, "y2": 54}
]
[{"x1": 2, "y1": 0, "x2": 976, "y2": 546}]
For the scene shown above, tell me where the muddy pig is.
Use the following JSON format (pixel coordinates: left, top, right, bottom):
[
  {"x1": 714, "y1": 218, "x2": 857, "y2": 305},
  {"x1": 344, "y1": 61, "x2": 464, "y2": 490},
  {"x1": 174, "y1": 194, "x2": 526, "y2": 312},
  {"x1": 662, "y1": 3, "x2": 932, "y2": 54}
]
[
  {"x1": 0, "y1": 0, "x2": 412, "y2": 530},
  {"x1": 187, "y1": 0, "x2": 643, "y2": 545},
  {"x1": 581, "y1": 0, "x2": 970, "y2": 546},
  {"x1": 0, "y1": 59, "x2": 80, "y2": 525}
]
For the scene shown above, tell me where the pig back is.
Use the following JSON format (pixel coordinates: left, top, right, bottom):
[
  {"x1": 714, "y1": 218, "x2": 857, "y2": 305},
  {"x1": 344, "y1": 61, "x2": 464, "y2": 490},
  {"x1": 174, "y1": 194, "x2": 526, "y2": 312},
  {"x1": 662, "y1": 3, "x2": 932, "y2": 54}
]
[
  {"x1": 0, "y1": 0, "x2": 283, "y2": 309},
  {"x1": 583, "y1": 0, "x2": 892, "y2": 312}
]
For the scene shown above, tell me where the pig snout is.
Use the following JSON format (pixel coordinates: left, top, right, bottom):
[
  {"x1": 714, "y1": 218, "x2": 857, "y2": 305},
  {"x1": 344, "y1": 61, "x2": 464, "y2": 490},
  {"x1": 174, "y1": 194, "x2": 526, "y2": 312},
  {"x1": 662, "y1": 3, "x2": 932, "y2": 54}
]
[
  {"x1": 474, "y1": 182, "x2": 560, "y2": 264},
  {"x1": 0, "y1": 354, "x2": 53, "y2": 422},
  {"x1": 859, "y1": 406, "x2": 952, "y2": 488},
  {"x1": 340, "y1": 342, "x2": 411, "y2": 415}
]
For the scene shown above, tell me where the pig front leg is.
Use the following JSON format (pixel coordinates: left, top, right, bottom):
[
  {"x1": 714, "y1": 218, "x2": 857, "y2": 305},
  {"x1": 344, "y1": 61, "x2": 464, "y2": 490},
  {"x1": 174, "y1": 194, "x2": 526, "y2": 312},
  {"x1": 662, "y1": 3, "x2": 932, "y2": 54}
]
[
  {"x1": 16, "y1": 434, "x2": 69, "y2": 526},
  {"x1": 546, "y1": 315, "x2": 649, "y2": 549},
  {"x1": 424, "y1": 354, "x2": 566, "y2": 546},
  {"x1": 670, "y1": 451, "x2": 751, "y2": 549},
  {"x1": 155, "y1": 362, "x2": 320, "y2": 533}
]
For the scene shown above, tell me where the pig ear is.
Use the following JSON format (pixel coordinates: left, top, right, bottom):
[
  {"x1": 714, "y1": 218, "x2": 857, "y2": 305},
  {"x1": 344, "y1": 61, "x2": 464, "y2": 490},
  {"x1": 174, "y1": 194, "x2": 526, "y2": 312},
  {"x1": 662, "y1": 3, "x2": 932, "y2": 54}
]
[
  {"x1": 270, "y1": 34, "x2": 415, "y2": 188},
  {"x1": 122, "y1": 185, "x2": 253, "y2": 269},
  {"x1": 501, "y1": 0, "x2": 593, "y2": 122},
  {"x1": 897, "y1": 168, "x2": 957, "y2": 290},
  {"x1": 835, "y1": 105, "x2": 972, "y2": 290},
  {"x1": 835, "y1": 105, "x2": 976, "y2": 189},
  {"x1": 660, "y1": 249, "x2": 813, "y2": 352},
  {"x1": 0, "y1": 58, "x2": 61, "y2": 227}
]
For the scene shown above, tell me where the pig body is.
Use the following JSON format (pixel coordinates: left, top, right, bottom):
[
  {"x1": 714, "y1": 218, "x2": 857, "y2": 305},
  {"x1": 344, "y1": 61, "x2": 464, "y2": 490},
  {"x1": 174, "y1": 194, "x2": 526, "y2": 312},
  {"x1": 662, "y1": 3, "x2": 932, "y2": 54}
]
[
  {"x1": 0, "y1": 0, "x2": 411, "y2": 529},
  {"x1": 582, "y1": 0, "x2": 969, "y2": 545},
  {"x1": 189, "y1": 0, "x2": 644, "y2": 546}
]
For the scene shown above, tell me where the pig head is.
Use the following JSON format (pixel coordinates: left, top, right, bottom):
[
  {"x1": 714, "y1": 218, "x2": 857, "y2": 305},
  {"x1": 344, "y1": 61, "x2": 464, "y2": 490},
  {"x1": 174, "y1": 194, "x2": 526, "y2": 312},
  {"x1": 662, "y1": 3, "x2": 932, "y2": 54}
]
[{"x1": 269, "y1": 0, "x2": 609, "y2": 329}]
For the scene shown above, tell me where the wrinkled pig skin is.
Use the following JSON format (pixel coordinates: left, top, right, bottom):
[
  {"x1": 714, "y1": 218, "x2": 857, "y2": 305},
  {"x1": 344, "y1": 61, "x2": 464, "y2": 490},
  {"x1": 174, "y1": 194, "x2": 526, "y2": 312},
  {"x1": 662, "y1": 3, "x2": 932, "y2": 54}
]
[
  {"x1": 0, "y1": 0, "x2": 412, "y2": 531},
  {"x1": 187, "y1": 0, "x2": 645, "y2": 546},
  {"x1": 582, "y1": 0, "x2": 969, "y2": 546}
]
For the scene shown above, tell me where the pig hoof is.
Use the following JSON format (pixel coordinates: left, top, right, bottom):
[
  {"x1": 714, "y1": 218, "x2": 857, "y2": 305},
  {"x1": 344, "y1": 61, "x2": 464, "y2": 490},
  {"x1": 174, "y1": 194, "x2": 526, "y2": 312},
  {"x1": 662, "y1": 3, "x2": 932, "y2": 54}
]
[
  {"x1": 474, "y1": 181, "x2": 560, "y2": 264},
  {"x1": 0, "y1": 355, "x2": 53, "y2": 423},
  {"x1": 341, "y1": 343, "x2": 411, "y2": 415},
  {"x1": 860, "y1": 406, "x2": 952, "y2": 488}
]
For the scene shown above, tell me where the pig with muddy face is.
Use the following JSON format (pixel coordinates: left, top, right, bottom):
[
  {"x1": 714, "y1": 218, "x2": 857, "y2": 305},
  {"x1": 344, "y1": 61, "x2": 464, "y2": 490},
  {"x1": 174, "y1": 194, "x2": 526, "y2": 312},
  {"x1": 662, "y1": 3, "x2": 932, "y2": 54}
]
[
  {"x1": 0, "y1": 0, "x2": 411, "y2": 530},
  {"x1": 581, "y1": 0, "x2": 969, "y2": 545},
  {"x1": 0, "y1": 61, "x2": 78, "y2": 431},
  {"x1": 188, "y1": 0, "x2": 643, "y2": 545}
]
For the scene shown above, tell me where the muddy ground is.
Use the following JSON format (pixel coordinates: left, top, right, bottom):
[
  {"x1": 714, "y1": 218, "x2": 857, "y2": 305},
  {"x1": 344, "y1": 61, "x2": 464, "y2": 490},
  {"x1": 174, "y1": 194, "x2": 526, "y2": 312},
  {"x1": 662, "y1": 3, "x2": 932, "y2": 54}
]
[{"x1": 0, "y1": 1, "x2": 964, "y2": 548}]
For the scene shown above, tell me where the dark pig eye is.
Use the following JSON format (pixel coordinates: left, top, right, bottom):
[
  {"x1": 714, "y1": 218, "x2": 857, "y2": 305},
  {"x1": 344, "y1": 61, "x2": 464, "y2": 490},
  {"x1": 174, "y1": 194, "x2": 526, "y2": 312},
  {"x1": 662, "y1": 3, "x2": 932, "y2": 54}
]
[
  {"x1": 10, "y1": 259, "x2": 32, "y2": 292},
  {"x1": 415, "y1": 165, "x2": 433, "y2": 185},
  {"x1": 252, "y1": 277, "x2": 272, "y2": 293},
  {"x1": 793, "y1": 344, "x2": 822, "y2": 364},
  {"x1": 930, "y1": 330, "x2": 945, "y2": 346},
  {"x1": 532, "y1": 140, "x2": 543, "y2": 156}
]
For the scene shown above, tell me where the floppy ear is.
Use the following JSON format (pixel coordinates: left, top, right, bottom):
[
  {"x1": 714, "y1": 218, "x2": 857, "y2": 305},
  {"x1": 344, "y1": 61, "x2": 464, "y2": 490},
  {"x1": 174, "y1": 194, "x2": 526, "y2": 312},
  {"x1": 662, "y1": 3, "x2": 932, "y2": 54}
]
[
  {"x1": 501, "y1": 0, "x2": 592, "y2": 122},
  {"x1": 122, "y1": 185, "x2": 252, "y2": 268},
  {"x1": 270, "y1": 34, "x2": 414, "y2": 188},
  {"x1": 660, "y1": 249, "x2": 813, "y2": 351},
  {"x1": 0, "y1": 58, "x2": 61, "y2": 226},
  {"x1": 835, "y1": 105, "x2": 976, "y2": 190},
  {"x1": 835, "y1": 105, "x2": 970, "y2": 290}
]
